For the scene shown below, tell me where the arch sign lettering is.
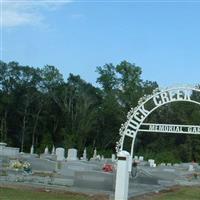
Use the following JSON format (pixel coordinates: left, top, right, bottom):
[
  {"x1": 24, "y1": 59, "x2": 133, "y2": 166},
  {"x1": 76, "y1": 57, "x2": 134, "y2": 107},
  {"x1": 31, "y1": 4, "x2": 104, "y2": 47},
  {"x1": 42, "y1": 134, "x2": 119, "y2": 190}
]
[
  {"x1": 116, "y1": 85, "x2": 200, "y2": 159},
  {"x1": 115, "y1": 85, "x2": 200, "y2": 200}
]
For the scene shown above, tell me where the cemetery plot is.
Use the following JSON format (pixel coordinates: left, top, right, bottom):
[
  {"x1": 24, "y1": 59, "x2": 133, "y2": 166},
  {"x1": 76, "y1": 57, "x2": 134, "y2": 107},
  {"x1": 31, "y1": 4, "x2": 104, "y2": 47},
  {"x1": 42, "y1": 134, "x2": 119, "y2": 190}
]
[{"x1": 0, "y1": 144, "x2": 200, "y2": 199}]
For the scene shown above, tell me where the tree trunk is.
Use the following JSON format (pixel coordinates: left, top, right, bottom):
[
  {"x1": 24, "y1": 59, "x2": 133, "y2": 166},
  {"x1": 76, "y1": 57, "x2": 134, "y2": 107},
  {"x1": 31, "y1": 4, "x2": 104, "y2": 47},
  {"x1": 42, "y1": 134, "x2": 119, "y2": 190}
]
[
  {"x1": 21, "y1": 115, "x2": 26, "y2": 152},
  {"x1": 4, "y1": 110, "x2": 8, "y2": 142},
  {"x1": 21, "y1": 106, "x2": 28, "y2": 152},
  {"x1": 32, "y1": 108, "x2": 42, "y2": 146},
  {"x1": 0, "y1": 118, "x2": 3, "y2": 141},
  {"x1": 0, "y1": 110, "x2": 8, "y2": 142}
]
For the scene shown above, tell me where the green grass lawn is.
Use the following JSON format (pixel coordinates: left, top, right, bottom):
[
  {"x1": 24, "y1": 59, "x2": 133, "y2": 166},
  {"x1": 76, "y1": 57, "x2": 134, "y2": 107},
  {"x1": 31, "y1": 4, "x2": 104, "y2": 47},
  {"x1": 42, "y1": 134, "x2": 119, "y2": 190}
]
[
  {"x1": 0, "y1": 187, "x2": 91, "y2": 200},
  {"x1": 152, "y1": 186, "x2": 200, "y2": 200},
  {"x1": 133, "y1": 186, "x2": 200, "y2": 200},
  {"x1": 1, "y1": 186, "x2": 200, "y2": 200}
]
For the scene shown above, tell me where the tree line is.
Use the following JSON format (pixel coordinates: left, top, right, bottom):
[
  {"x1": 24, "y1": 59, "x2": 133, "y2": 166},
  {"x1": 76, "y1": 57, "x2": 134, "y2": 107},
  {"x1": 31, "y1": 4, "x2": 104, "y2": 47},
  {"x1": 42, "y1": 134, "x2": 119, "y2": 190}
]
[{"x1": 0, "y1": 60, "x2": 200, "y2": 163}]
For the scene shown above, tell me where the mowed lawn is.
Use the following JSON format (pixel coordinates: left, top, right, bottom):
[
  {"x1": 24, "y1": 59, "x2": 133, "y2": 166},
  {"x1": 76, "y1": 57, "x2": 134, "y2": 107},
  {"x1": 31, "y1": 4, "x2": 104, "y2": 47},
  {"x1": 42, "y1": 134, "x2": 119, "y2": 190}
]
[
  {"x1": 0, "y1": 187, "x2": 91, "y2": 200},
  {"x1": 133, "y1": 186, "x2": 200, "y2": 200},
  {"x1": 1, "y1": 186, "x2": 200, "y2": 200},
  {"x1": 152, "y1": 186, "x2": 200, "y2": 200}
]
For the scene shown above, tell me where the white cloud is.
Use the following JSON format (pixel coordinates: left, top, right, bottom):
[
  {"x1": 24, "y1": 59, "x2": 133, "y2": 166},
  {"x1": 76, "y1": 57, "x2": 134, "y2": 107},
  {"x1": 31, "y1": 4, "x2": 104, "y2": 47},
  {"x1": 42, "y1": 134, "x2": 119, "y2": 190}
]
[
  {"x1": 2, "y1": 5, "x2": 43, "y2": 27},
  {"x1": 1, "y1": 0, "x2": 71, "y2": 28}
]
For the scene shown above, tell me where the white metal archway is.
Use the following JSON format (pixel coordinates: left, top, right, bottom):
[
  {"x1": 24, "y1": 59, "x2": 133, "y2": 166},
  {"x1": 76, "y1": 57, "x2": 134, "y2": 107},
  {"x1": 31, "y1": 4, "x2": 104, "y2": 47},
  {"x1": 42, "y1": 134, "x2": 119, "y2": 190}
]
[
  {"x1": 115, "y1": 85, "x2": 200, "y2": 200},
  {"x1": 116, "y1": 85, "x2": 200, "y2": 159}
]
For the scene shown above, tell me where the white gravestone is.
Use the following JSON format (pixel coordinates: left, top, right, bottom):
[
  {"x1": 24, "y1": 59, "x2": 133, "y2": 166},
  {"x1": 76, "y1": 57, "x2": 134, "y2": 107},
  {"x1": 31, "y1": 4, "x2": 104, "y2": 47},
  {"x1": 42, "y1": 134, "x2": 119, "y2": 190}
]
[
  {"x1": 139, "y1": 156, "x2": 144, "y2": 161},
  {"x1": 83, "y1": 148, "x2": 87, "y2": 160},
  {"x1": 112, "y1": 154, "x2": 116, "y2": 162},
  {"x1": 148, "y1": 159, "x2": 156, "y2": 167},
  {"x1": 0, "y1": 143, "x2": 19, "y2": 157},
  {"x1": 160, "y1": 163, "x2": 166, "y2": 166},
  {"x1": 51, "y1": 146, "x2": 55, "y2": 155},
  {"x1": 0, "y1": 143, "x2": 6, "y2": 156},
  {"x1": 56, "y1": 148, "x2": 65, "y2": 161},
  {"x1": 96, "y1": 155, "x2": 101, "y2": 161},
  {"x1": 134, "y1": 155, "x2": 138, "y2": 160},
  {"x1": 0, "y1": 142, "x2": 7, "y2": 152},
  {"x1": 30, "y1": 145, "x2": 34, "y2": 154},
  {"x1": 188, "y1": 164, "x2": 194, "y2": 171},
  {"x1": 67, "y1": 148, "x2": 78, "y2": 161},
  {"x1": 93, "y1": 148, "x2": 97, "y2": 159},
  {"x1": 174, "y1": 163, "x2": 180, "y2": 167},
  {"x1": 44, "y1": 146, "x2": 49, "y2": 154}
]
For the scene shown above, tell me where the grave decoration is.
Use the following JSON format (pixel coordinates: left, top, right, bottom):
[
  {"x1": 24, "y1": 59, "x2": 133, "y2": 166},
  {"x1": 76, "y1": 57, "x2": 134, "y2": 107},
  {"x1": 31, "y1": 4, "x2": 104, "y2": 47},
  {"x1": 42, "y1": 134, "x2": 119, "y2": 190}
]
[
  {"x1": 10, "y1": 160, "x2": 31, "y2": 173},
  {"x1": 23, "y1": 161, "x2": 31, "y2": 173},
  {"x1": 10, "y1": 160, "x2": 23, "y2": 170},
  {"x1": 102, "y1": 163, "x2": 113, "y2": 173}
]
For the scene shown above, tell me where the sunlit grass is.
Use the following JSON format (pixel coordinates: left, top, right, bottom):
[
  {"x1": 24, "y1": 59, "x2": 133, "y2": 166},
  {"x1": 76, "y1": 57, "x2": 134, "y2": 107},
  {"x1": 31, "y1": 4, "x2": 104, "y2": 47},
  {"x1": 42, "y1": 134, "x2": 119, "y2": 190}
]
[
  {"x1": 0, "y1": 187, "x2": 90, "y2": 200},
  {"x1": 1, "y1": 186, "x2": 200, "y2": 200},
  {"x1": 155, "y1": 187, "x2": 200, "y2": 200},
  {"x1": 151, "y1": 186, "x2": 200, "y2": 200}
]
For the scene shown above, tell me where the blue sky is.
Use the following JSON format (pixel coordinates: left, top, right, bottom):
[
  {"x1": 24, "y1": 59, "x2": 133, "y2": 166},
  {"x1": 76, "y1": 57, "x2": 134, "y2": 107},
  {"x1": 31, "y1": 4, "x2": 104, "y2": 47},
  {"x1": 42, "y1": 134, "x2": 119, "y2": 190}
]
[{"x1": 1, "y1": 1, "x2": 200, "y2": 87}]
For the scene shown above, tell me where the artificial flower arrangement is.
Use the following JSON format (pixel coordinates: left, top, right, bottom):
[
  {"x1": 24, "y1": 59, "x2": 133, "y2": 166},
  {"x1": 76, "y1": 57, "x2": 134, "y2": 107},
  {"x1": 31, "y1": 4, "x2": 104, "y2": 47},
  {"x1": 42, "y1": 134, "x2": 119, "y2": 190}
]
[
  {"x1": 10, "y1": 160, "x2": 23, "y2": 170},
  {"x1": 10, "y1": 160, "x2": 31, "y2": 172},
  {"x1": 22, "y1": 161, "x2": 31, "y2": 172}
]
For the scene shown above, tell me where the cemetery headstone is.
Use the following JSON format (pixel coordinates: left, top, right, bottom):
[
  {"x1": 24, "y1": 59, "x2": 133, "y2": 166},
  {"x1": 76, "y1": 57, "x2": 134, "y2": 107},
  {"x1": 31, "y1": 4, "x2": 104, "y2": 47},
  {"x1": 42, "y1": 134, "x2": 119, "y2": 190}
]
[
  {"x1": 111, "y1": 154, "x2": 116, "y2": 162},
  {"x1": 67, "y1": 148, "x2": 78, "y2": 161},
  {"x1": 44, "y1": 146, "x2": 49, "y2": 154},
  {"x1": 188, "y1": 164, "x2": 194, "y2": 171},
  {"x1": 160, "y1": 163, "x2": 166, "y2": 166},
  {"x1": 51, "y1": 146, "x2": 55, "y2": 155},
  {"x1": 82, "y1": 148, "x2": 87, "y2": 160},
  {"x1": 173, "y1": 163, "x2": 180, "y2": 167},
  {"x1": 30, "y1": 145, "x2": 34, "y2": 154},
  {"x1": 134, "y1": 155, "x2": 138, "y2": 160},
  {"x1": 0, "y1": 142, "x2": 7, "y2": 150},
  {"x1": 148, "y1": 159, "x2": 156, "y2": 167},
  {"x1": 56, "y1": 148, "x2": 65, "y2": 161},
  {"x1": 0, "y1": 143, "x2": 19, "y2": 157},
  {"x1": 139, "y1": 156, "x2": 144, "y2": 161},
  {"x1": 96, "y1": 155, "x2": 101, "y2": 161},
  {"x1": 93, "y1": 148, "x2": 97, "y2": 159}
]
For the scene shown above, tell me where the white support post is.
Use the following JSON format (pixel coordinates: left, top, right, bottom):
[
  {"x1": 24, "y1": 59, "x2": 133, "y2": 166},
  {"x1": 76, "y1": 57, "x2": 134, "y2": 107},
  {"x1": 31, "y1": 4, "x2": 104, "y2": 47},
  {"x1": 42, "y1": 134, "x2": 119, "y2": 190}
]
[{"x1": 115, "y1": 151, "x2": 130, "y2": 200}]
